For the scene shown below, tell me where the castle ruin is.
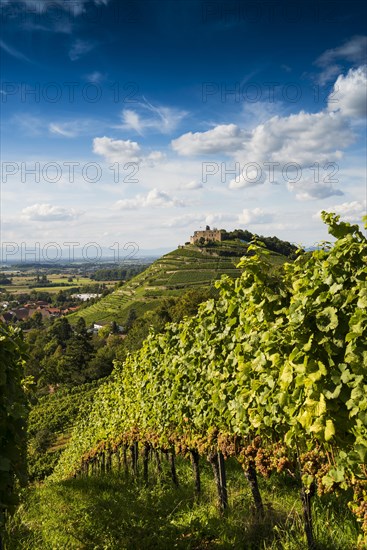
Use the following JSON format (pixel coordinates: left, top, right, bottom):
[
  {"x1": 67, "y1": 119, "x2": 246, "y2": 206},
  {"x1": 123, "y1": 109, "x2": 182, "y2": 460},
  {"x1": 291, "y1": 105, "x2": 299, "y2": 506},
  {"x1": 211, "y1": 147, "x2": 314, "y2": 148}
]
[{"x1": 190, "y1": 225, "x2": 223, "y2": 244}]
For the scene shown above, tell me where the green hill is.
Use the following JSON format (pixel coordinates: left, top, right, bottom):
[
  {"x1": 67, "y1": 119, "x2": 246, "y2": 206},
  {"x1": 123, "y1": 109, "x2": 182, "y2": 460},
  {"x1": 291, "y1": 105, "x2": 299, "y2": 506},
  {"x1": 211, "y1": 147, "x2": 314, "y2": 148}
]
[{"x1": 68, "y1": 241, "x2": 287, "y2": 327}]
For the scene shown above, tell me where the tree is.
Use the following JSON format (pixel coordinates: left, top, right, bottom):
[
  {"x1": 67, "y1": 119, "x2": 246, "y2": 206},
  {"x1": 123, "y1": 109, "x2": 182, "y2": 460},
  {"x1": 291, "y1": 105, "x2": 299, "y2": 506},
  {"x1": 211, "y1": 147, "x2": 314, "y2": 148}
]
[
  {"x1": 110, "y1": 320, "x2": 119, "y2": 334},
  {"x1": 50, "y1": 317, "x2": 72, "y2": 349},
  {"x1": 57, "y1": 318, "x2": 94, "y2": 385},
  {"x1": 170, "y1": 287, "x2": 217, "y2": 322},
  {"x1": 39, "y1": 344, "x2": 63, "y2": 387},
  {"x1": 55, "y1": 290, "x2": 67, "y2": 305},
  {"x1": 30, "y1": 311, "x2": 43, "y2": 329},
  {"x1": 124, "y1": 308, "x2": 137, "y2": 333},
  {"x1": 86, "y1": 344, "x2": 116, "y2": 380}
]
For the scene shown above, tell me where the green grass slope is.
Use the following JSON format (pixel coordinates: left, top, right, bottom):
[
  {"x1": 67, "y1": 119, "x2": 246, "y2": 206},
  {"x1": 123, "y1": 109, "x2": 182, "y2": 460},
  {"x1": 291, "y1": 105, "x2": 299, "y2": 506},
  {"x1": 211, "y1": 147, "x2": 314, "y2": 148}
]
[
  {"x1": 5, "y1": 457, "x2": 358, "y2": 549},
  {"x1": 68, "y1": 242, "x2": 286, "y2": 327}
]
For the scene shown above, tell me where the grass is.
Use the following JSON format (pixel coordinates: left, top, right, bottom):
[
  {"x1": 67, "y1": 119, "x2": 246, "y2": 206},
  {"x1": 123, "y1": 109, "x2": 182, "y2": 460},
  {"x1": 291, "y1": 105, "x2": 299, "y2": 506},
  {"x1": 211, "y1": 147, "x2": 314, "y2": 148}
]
[{"x1": 4, "y1": 457, "x2": 360, "y2": 549}]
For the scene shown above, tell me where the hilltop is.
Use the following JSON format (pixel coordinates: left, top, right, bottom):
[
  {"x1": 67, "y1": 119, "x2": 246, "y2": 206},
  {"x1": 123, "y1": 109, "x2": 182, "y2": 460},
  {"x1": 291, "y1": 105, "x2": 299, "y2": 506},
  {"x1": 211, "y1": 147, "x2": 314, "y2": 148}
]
[{"x1": 68, "y1": 237, "x2": 290, "y2": 327}]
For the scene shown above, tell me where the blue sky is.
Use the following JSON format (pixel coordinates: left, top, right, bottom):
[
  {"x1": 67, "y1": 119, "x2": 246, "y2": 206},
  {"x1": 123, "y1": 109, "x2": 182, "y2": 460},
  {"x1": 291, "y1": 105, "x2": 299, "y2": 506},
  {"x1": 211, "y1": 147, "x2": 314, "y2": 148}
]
[{"x1": 1, "y1": 0, "x2": 366, "y2": 258}]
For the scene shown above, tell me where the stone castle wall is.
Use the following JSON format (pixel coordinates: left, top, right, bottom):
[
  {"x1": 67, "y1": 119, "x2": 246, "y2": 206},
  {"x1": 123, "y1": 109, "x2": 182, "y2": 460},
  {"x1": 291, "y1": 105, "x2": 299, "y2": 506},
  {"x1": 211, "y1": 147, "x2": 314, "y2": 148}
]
[{"x1": 190, "y1": 229, "x2": 222, "y2": 244}]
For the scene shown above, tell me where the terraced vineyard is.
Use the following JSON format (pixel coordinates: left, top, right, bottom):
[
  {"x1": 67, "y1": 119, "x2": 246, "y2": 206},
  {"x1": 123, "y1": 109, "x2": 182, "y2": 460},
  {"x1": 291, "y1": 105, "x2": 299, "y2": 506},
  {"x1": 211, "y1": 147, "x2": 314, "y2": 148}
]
[{"x1": 69, "y1": 242, "x2": 287, "y2": 327}]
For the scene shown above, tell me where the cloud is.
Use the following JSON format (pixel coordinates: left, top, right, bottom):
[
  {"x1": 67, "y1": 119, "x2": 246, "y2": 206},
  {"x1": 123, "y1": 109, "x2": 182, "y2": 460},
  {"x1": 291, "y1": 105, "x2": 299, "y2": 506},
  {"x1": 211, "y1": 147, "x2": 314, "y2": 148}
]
[
  {"x1": 49, "y1": 123, "x2": 77, "y2": 138},
  {"x1": 238, "y1": 208, "x2": 274, "y2": 225},
  {"x1": 12, "y1": 115, "x2": 103, "y2": 138},
  {"x1": 328, "y1": 66, "x2": 367, "y2": 118},
  {"x1": 92, "y1": 136, "x2": 163, "y2": 167},
  {"x1": 49, "y1": 119, "x2": 101, "y2": 138},
  {"x1": 172, "y1": 124, "x2": 248, "y2": 156},
  {"x1": 93, "y1": 137, "x2": 142, "y2": 163},
  {"x1": 0, "y1": 0, "x2": 112, "y2": 34},
  {"x1": 315, "y1": 36, "x2": 367, "y2": 84},
  {"x1": 287, "y1": 180, "x2": 344, "y2": 201},
  {"x1": 314, "y1": 200, "x2": 367, "y2": 223},
  {"x1": 21, "y1": 203, "x2": 82, "y2": 221},
  {"x1": 121, "y1": 110, "x2": 142, "y2": 133},
  {"x1": 205, "y1": 213, "x2": 238, "y2": 226},
  {"x1": 163, "y1": 212, "x2": 237, "y2": 228},
  {"x1": 242, "y1": 101, "x2": 281, "y2": 127},
  {"x1": 229, "y1": 167, "x2": 266, "y2": 189},
  {"x1": 144, "y1": 151, "x2": 165, "y2": 166},
  {"x1": 185, "y1": 180, "x2": 203, "y2": 190},
  {"x1": 316, "y1": 35, "x2": 367, "y2": 67},
  {"x1": 85, "y1": 71, "x2": 105, "y2": 83},
  {"x1": 23, "y1": 20, "x2": 73, "y2": 33},
  {"x1": 119, "y1": 100, "x2": 187, "y2": 135},
  {"x1": 281, "y1": 64, "x2": 292, "y2": 72},
  {"x1": 234, "y1": 110, "x2": 354, "y2": 167},
  {"x1": 172, "y1": 99, "x2": 356, "y2": 168},
  {"x1": 114, "y1": 188, "x2": 186, "y2": 210},
  {"x1": 69, "y1": 39, "x2": 95, "y2": 61},
  {"x1": 172, "y1": 112, "x2": 354, "y2": 189},
  {"x1": 163, "y1": 214, "x2": 203, "y2": 228},
  {"x1": 0, "y1": 39, "x2": 31, "y2": 62},
  {"x1": 0, "y1": 0, "x2": 111, "y2": 17}
]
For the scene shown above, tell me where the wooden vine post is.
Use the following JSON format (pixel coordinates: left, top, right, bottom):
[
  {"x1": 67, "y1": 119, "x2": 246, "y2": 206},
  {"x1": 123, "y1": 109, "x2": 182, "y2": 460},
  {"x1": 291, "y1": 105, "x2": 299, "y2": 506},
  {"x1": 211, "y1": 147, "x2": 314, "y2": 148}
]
[
  {"x1": 244, "y1": 461, "x2": 264, "y2": 516},
  {"x1": 208, "y1": 451, "x2": 228, "y2": 512},
  {"x1": 190, "y1": 449, "x2": 201, "y2": 498}
]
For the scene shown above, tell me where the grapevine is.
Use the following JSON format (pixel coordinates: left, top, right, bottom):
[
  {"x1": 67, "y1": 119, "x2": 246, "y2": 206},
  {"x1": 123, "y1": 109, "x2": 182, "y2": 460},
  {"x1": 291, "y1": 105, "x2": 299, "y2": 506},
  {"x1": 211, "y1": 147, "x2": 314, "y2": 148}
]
[
  {"x1": 0, "y1": 324, "x2": 28, "y2": 542},
  {"x1": 50, "y1": 213, "x2": 367, "y2": 548}
]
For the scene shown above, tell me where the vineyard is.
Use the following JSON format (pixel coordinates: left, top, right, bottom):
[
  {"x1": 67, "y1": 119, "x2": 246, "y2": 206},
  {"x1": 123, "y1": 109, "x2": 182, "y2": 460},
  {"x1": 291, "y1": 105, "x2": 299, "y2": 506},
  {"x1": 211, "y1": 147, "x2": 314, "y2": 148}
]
[
  {"x1": 27, "y1": 380, "x2": 105, "y2": 481},
  {"x1": 69, "y1": 241, "x2": 286, "y2": 327},
  {"x1": 48, "y1": 213, "x2": 367, "y2": 549}
]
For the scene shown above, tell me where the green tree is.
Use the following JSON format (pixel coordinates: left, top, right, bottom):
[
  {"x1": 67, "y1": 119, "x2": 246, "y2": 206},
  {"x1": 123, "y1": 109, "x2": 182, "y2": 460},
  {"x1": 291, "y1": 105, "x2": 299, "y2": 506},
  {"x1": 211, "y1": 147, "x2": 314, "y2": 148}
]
[
  {"x1": 57, "y1": 319, "x2": 93, "y2": 385},
  {"x1": 86, "y1": 344, "x2": 116, "y2": 380},
  {"x1": 50, "y1": 317, "x2": 73, "y2": 349},
  {"x1": 30, "y1": 311, "x2": 43, "y2": 329},
  {"x1": 124, "y1": 308, "x2": 137, "y2": 332}
]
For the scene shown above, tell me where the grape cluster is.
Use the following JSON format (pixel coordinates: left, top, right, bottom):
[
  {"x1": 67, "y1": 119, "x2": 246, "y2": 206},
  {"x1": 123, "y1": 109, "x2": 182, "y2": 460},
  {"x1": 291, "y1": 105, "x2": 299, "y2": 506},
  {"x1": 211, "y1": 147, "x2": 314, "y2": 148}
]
[{"x1": 300, "y1": 449, "x2": 331, "y2": 495}]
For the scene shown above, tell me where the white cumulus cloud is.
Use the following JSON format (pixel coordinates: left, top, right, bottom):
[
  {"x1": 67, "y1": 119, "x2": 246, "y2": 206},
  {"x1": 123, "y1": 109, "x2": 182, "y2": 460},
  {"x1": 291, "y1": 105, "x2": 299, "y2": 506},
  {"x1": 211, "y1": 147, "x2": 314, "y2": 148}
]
[
  {"x1": 172, "y1": 109, "x2": 356, "y2": 178},
  {"x1": 234, "y1": 110, "x2": 354, "y2": 167},
  {"x1": 172, "y1": 124, "x2": 248, "y2": 156},
  {"x1": 114, "y1": 189, "x2": 186, "y2": 210},
  {"x1": 287, "y1": 180, "x2": 344, "y2": 201},
  {"x1": 315, "y1": 200, "x2": 366, "y2": 223},
  {"x1": 229, "y1": 166, "x2": 266, "y2": 189},
  {"x1": 22, "y1": 203, "x2": 82, "y2": 221},
  {"x1": 185, "y1": 180, "x2": 203, "y2": 190},
  {"x1": 328, "y1": 66, "x2": 367, "y2": 118},
  {"x1": 93, "y1": 136, "x2": 142, "y2": 163},
  {"x1": 163, "y1": 212, "x2": 237, "y2": 228},
  {"x1": 93, "y1": 136, "x2": 163, "y2": 167},
  {"x1": 238, "y1": 208, "x2": 274, "y2": 225}
]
